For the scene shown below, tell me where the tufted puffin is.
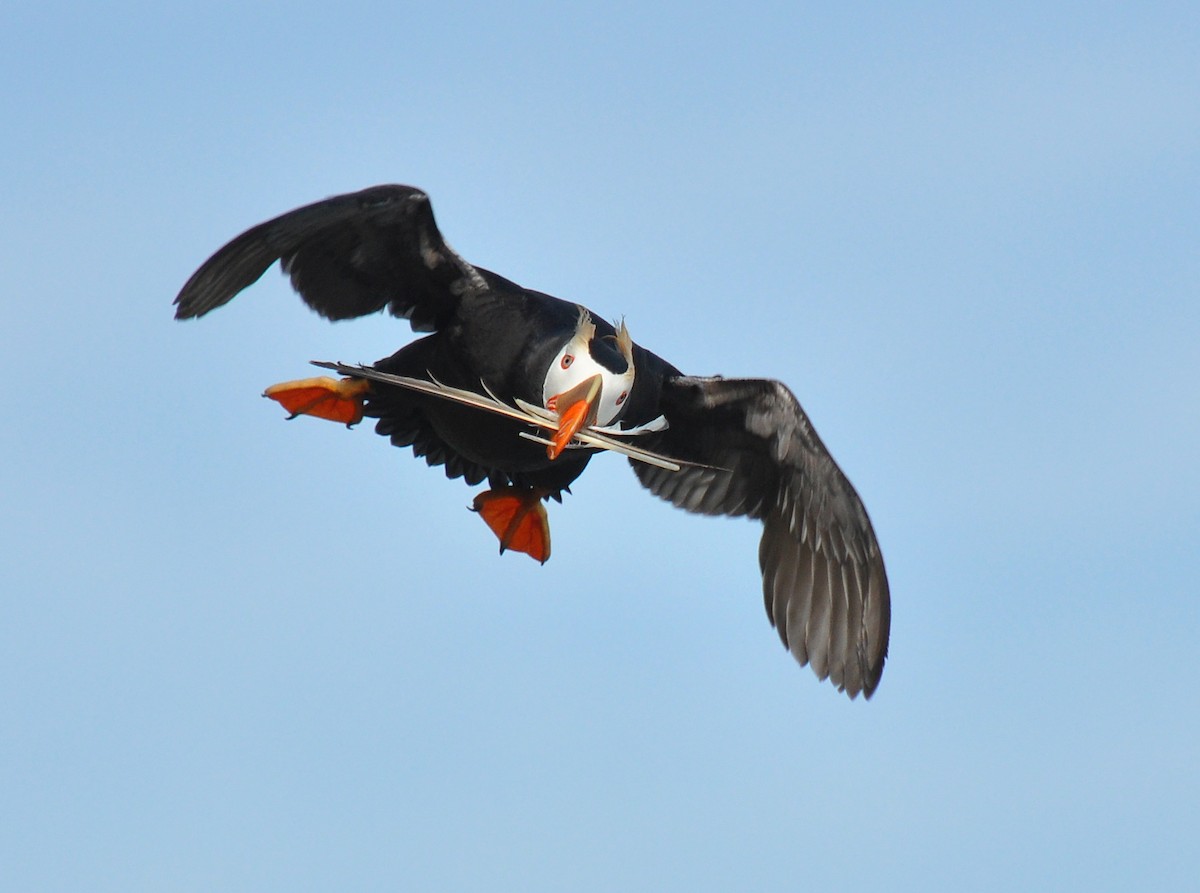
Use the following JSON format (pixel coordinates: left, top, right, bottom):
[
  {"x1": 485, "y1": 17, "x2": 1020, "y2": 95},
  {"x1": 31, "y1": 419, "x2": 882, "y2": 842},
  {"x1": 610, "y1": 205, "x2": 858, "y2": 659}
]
[{"x1": 174, "y1": 185, "x2": 890, "y2": 699}]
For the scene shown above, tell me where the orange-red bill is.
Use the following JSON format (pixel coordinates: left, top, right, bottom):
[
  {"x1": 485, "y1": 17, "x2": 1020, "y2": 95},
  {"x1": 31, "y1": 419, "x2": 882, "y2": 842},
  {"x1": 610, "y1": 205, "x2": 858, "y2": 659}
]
[
  {"x1": 548, "y1": 399, "x2": 592, "y2": 460},
  {"x1": 263, "y1": 376, "x2": 369, "y2": 426},
  {"x1": 472, "y1": 488, "x2": 551, "y2": 563},
  {"x1": 546, "y1": 374, "x2": 603, "y2": 460}
]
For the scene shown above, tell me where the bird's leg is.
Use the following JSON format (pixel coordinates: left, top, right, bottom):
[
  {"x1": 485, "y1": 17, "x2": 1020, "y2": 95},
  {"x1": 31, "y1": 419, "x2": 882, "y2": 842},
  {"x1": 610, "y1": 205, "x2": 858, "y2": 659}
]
[
  {"x1": 471, "y1": 486, "x2": 551, "y2": 564},
  {"x1": 263, "y1": 376, "x2": 370, "y2": 426}
]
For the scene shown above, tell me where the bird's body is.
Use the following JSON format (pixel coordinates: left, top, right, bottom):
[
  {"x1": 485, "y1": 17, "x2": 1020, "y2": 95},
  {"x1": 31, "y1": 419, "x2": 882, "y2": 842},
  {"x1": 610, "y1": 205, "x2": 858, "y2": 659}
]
[
  {"x1": 175, "y1": 185, "x2": 891, "y2": 699},
  {"x1": 364, "y1": 277, "x2": 676, "y2": 495}
]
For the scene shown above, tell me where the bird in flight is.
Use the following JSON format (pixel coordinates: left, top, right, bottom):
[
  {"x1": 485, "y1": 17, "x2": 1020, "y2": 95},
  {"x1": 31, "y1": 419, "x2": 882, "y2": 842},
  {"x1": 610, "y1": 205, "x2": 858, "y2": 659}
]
[{"x1": 175, "y1": 185, "x2": 890, "y2": 698}]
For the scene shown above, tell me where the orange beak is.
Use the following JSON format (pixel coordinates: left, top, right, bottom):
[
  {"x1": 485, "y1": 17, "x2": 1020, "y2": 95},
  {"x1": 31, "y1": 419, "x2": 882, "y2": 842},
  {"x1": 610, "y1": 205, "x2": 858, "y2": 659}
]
[{"x1": 547, "y1": 374, "x2": 603, "y2": 460}]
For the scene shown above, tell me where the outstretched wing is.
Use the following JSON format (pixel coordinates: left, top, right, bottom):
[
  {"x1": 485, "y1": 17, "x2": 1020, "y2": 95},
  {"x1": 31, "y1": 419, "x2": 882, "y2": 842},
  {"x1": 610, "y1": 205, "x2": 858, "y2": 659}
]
[
  {"x1": 174, "y1": 184, "x2": 487, "y2": 330},
  {"x1": 632, "y1": 376, "x2": 890, "y2": 699}
]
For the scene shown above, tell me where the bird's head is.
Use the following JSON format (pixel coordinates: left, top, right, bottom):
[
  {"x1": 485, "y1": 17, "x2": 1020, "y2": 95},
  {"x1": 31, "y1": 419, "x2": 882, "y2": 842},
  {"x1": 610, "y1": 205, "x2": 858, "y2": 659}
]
[{"x1": 541, "y1": 307, "x2": 636, "y2": 459}]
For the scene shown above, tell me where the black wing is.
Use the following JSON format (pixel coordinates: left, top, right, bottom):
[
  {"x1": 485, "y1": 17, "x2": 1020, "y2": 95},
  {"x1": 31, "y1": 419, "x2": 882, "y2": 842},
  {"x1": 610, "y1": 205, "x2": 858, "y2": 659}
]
[
  {"x1": 632, "y1": 376, "x2": 890, "y2": 699},
  {"x1": 174, "y1": 184, "x2": 486, "y2": 330}
]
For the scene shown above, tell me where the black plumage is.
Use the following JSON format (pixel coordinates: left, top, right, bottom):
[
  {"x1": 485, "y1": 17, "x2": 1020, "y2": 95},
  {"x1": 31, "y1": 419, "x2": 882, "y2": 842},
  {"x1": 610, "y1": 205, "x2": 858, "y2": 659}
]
[{"x1": 175, "y1": 185, "x2": 890, "y2": 698}]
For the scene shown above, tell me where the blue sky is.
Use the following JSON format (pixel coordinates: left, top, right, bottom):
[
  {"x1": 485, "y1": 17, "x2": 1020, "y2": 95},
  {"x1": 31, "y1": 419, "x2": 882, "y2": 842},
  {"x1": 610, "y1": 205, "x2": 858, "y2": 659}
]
[{"x1": 2, "y1": 2, "x2": 1197, "y2": 890}]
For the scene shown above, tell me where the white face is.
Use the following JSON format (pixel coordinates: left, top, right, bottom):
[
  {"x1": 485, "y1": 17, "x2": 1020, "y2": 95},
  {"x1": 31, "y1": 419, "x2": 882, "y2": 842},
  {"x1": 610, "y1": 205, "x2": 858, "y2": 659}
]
[{"x1": 542, "y1": 315, "x2": 636, "y2": 427}]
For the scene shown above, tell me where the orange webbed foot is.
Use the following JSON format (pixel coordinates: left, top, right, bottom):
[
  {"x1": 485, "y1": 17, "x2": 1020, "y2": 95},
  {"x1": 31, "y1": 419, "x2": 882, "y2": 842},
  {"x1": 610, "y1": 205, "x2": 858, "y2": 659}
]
[
  {"x1": 263, "y1": 376, "x2": 370, "y2": 426},
  {"x1": 471, "y1": 487, "x2": 551, "y2": 563}
]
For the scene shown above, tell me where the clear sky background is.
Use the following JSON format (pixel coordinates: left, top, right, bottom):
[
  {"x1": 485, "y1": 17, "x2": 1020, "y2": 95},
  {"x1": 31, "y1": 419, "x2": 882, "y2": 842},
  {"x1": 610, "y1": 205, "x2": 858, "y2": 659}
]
[{"x1": 2, "y1": 3, "x2": 1197, "y2": 890}]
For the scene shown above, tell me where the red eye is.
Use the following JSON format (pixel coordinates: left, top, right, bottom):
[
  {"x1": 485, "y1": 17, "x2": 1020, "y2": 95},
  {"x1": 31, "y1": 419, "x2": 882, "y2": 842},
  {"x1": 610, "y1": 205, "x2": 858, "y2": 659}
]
[
  {"x1": 560, "y1": 354, "x2": 574, "y2": 369},
  {"x1": 615, "y1": 391, "x2": 628, "y2": 405}
]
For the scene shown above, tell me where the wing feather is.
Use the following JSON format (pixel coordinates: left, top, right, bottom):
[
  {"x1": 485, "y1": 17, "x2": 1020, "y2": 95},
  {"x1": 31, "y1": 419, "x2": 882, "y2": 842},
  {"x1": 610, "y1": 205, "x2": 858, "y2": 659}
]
[
  {"x1": 806, "y1": 552, "x2": 833, "y2": 680},
  {"x1": 174, "y1": 184, "x2": 486, "y2": 329},
  {"x1": 784, "y1": 526, "x2": 815, "y2": 667},
  {"x1": 631, "y1": 375, "x2": 890, "y2": 698}
]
